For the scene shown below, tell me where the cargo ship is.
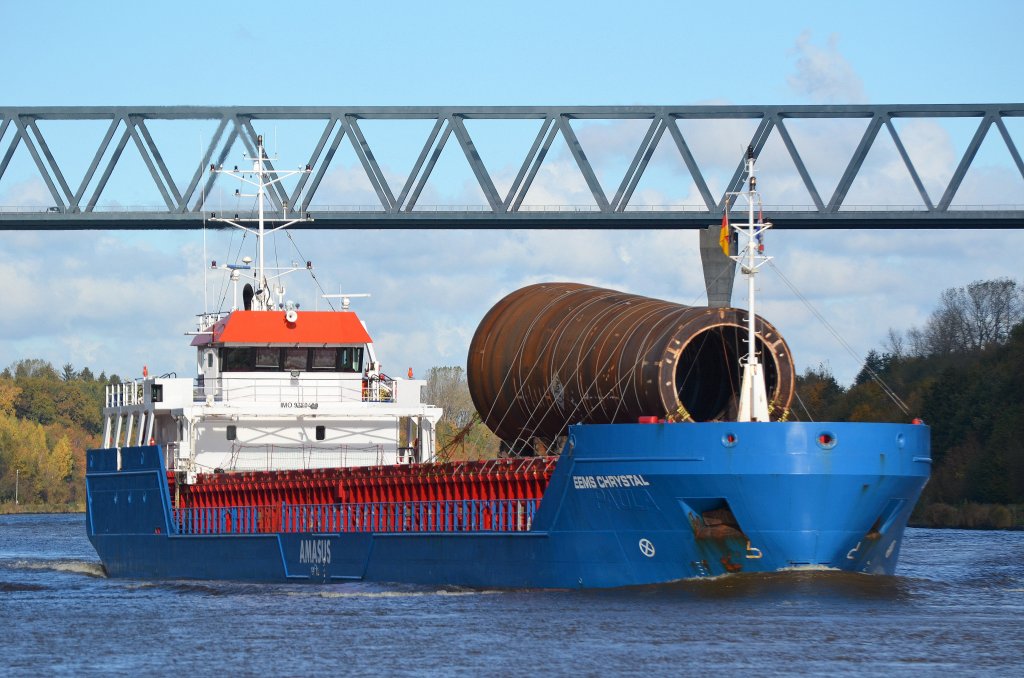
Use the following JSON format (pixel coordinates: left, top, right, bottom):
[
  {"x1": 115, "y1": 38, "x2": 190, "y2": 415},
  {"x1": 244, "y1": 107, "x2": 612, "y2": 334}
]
[{"x1": 85, "y1": 139, "x2": 930, "y2": 587}]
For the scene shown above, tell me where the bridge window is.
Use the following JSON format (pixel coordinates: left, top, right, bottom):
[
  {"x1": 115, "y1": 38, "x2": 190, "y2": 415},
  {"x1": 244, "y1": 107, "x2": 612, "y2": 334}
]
[
  {"x1": 311, "y1": 348, "x2": 337, "y2": 370},
  {"x1": 226, "y1": 425, "x2": 237, "y2": 441},
  {"x1": 218, "y1": 346, "x2": 364, "y2": 372},
  {"x1": 222, "y1": 347, "x2": 255, "y2": 371},
  {"x1": 340, "y1": 347, "x2": 364, "y2": 372},
  {"x1": 255, "y1": 348, "x2": 280, "y2": 369},
  {"x1": 315, "y1": 425, "x2": 326, "y2": 441},
  {"x1": 283, "y1": 348, "x2": 307, "y2": 371}
]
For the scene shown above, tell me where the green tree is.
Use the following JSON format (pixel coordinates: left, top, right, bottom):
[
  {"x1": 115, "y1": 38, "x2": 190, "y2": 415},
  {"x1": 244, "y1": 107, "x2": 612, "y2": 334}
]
[
  {"x1": 0, "y1": 379, "x2": 20, "y2": 417},
  {"x1": 423, "y1": 366, "x2": 477, "y2": 428},
  {"x1": 793, "y1": 363, "x2": 844, "y2": 421},
  {"x1": 41, "y1": 435, "x2": 74, "y2": 503}
]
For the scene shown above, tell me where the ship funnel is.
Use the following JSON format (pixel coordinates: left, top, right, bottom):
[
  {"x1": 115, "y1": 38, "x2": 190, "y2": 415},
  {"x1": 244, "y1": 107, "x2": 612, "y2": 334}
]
[{"x1": 467, "y1": 283, "x2": 795, "y2": 443}]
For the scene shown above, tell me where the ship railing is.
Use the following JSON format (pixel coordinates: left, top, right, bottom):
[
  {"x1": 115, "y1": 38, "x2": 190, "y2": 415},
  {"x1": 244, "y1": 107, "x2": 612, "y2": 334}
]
[
  {"x1": 361, "y1": 374, "x2": 396, "y2": 403},
  {"x1": 192, "y1": 377, "x2": 366, "y2": 404},
  {"x1": 105, "y1": 380, "x2": 144, "y2": 408},
  {"x1": 171, "y1": 498, "x2": 538, "y2": 536},
  {"x1": 164, "y1": 442, "x2": 180, "y2": 470},
  {"x1": 281, "y1": 499, "x2": 537, "y2": 533},
  {"x1": 173, "y1": 505, "x2": 267, "y2": 535},
  {"x1": 225, "y1": 443, "x2": 388, "y2": 471}
]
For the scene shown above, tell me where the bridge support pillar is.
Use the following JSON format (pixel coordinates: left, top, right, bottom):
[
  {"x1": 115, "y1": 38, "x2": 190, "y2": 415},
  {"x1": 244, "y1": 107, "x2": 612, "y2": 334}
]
[{"x1": 698, "y1": 225, "x2": 736, "y2": 307}]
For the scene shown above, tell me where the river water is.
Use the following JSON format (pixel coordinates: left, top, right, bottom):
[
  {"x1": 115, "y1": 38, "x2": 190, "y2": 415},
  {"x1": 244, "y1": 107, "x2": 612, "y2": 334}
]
[{"x1": 0, "y1": 513, "x2": 1021, "y2": 676}]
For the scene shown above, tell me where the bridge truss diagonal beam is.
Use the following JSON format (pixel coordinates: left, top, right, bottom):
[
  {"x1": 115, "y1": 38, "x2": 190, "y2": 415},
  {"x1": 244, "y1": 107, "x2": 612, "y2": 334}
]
[{"x1": 0, "y1": 104, "x2": 1022, "y2": 230}]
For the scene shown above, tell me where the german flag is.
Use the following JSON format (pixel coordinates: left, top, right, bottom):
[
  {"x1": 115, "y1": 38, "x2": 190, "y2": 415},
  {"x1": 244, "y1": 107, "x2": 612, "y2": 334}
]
[{"x1": 719, "y1": 211, "x2": 730, "y2": 256}]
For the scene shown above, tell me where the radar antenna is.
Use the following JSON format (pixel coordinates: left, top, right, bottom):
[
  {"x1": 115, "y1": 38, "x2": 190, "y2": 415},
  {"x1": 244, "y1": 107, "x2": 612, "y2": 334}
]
[{"x1": 208, "y1": 136, "x2": 312, "y2": 311}]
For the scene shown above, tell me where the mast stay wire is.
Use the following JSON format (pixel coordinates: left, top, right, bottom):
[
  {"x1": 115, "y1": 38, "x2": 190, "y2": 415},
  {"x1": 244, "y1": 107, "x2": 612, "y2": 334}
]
[
  {"x1": 793, "y1": 389, "x2": 815, "y2": 422},
  {"x1": 481, "y1": 291, "x2": 609, "y2": 445},
  {"x1": 213, "y1": 230, "x2": 248, "y2": 314},
  {"x1": 285, "y1": 231, "x2": 337, "y2": 311},
  {"x1": 487, "y1": 249, "x2": 745, "y2": 452},
  {"x1": 511, "y1": 296, "x2": 659, "y2": 447},
  {"x1": 766, "y1": 259, "x2": 910, "y2": 416},
  {"x1": 504, "y1": 274, "x2": 733, "y2": 449},
  {"x1": 518, "y1": 255, "x2": 743, "y2": 444}
]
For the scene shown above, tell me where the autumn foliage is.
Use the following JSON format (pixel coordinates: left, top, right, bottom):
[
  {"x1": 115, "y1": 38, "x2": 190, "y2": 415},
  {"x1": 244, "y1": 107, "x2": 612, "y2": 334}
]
[
  {"x1": 0, "y1": 360, "x2": 110, "y2": 509},
  {"x1": 793, "y1": 278, "x2": 1024, "y2": 525}
]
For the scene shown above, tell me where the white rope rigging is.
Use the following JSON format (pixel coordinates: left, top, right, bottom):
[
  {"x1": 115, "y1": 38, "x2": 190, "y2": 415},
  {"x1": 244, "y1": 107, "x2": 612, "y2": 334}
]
[
  {"x1": 484, "y1": 251, "x2": 749, "y2": 452},
  {"x1": 767, "y1": 259, "x2": 910, "y2": 416}
]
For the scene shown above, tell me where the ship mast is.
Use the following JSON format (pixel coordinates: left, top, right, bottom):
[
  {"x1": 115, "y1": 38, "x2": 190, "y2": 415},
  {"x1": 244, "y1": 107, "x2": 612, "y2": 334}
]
[
  {"x1": 209, "y1": 135, "x2": 312, "y2": 311},
  {"x1": 729, "y1": 146, "x2": 773, "y2": 422}
]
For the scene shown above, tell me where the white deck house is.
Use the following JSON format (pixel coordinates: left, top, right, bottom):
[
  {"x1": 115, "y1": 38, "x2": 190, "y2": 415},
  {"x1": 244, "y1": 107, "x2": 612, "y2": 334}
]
[{"x1": 102, "y1": 309, "x2": 441, "y2": 483}]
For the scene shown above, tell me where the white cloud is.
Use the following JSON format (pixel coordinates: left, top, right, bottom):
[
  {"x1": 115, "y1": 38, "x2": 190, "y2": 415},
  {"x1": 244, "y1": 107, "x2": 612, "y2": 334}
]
[
  {"x1": 0, "y1": 177, "x2": 52, "y2": 207},
  {"x1": 3, "y1": 226, "x2": 1020, "y2": 391},
  {"x1": 787, "y1": 31, "x2": 867, "y2": 104},
  {"x1": 2, "y1": 25, "x2": 1019, "y2": 400}
]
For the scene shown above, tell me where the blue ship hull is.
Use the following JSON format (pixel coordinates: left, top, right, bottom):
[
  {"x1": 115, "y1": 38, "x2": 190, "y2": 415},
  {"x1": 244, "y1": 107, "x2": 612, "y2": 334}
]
[{"x1": 86, "y1": 421, "x2": 930, "y2": 588}]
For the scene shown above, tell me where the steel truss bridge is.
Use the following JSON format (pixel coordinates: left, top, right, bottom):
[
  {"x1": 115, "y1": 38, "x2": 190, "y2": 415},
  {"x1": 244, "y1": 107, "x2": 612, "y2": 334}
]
[{"x1": 1, "y1": 104, "x2": 1022, "y2": 230}]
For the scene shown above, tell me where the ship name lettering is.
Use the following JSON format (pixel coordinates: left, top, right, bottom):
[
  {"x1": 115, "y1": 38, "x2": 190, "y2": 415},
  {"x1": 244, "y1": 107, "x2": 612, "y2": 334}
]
[
  {"x1": 573, "y1": 474, "x2": 650, "y2": 490},
  {"x1": 281, "y1": 402, "x2": 318, "y2": 409},
  {"x1": 299, "y1": 539, "x2": 332, "y2": 565}
]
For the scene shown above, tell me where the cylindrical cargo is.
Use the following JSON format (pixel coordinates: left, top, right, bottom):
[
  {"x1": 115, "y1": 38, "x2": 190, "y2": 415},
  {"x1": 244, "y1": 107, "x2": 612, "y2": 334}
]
[{"x1": 467, "y1": 283, "x2": 795, "y2": 443}]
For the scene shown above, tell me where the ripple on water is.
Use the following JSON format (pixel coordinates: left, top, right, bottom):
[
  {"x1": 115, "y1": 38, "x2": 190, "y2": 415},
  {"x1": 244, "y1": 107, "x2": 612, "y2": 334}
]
[{"x1": 1, "y1": 559, "x2": 107, "y2": 578}]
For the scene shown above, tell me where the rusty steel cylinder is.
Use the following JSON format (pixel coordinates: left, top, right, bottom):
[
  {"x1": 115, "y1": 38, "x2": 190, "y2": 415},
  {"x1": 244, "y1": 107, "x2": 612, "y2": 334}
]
[{"x1": 467, "y1": 283, "x2": 795, "y2": 443}]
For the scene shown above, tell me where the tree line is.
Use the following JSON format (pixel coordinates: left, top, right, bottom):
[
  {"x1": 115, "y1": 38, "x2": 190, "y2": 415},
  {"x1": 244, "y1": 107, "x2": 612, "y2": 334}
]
[
  {"x1": 793, "y1": 277, "x2": 1024, "y2": 528},
  {"x1": 1, "y1": 277, "x2": 1020, "y2": 525},
  {"x1": 0, "y1": 360, "x2": 120, "y2": 508}
]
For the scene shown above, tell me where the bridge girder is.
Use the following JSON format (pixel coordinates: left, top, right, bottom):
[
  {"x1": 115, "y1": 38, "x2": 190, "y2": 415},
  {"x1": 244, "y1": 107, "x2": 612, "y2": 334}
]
[{"x1": 1, "y1": 104, "x2": 1022, "y2": 230}]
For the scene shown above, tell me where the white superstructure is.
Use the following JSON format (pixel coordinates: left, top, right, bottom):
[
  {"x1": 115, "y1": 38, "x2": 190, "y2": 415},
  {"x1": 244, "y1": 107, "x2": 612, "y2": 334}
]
[{"x1": 99, "y1": 135, "x2": 442, "y2": 483}]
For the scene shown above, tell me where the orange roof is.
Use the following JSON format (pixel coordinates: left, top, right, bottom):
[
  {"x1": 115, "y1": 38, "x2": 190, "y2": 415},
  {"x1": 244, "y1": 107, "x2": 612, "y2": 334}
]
[{"x1": 191, "y1": 310, "x2": 372, "y2": 346}]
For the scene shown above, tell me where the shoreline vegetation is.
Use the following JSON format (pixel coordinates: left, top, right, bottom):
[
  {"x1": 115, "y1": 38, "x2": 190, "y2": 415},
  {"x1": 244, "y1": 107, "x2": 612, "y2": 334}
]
[
  {"x1": 0, "y1": 502, "x2": 84, "y2": 515},
  {"x1": 911, "y1": 503, "x2": 1024, "y2": 530},
  {"x1": 1, "y1": 279, "x2": 1022, "y2": 531}
]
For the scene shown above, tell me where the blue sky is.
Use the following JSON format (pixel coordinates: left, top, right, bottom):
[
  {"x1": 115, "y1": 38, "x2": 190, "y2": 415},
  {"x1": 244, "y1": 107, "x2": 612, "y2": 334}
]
[{"x1": 1, "y1": 0, "x2": 1022, "y2": 389}]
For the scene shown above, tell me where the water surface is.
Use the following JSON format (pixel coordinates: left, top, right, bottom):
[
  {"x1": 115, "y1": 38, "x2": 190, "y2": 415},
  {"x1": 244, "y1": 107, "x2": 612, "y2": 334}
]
[{"x1": 1, "y1": 514, "x2": 1021, "y2": 675}]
